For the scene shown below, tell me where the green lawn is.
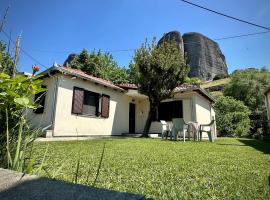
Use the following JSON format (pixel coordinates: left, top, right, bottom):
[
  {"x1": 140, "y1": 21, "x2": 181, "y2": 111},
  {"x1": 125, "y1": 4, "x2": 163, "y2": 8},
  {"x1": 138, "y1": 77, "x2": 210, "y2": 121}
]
[
  {"x1": 32, "y1": 138, "x2": 270, "y2": 199},
  {"x1": 201, "y1": 78, "x2": 231, "y2": 89}
]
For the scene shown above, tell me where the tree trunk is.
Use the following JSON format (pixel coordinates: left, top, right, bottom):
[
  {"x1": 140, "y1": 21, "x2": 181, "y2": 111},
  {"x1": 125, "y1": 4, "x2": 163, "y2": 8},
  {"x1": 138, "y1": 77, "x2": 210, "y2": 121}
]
[{"x1": 142, "y1": 103, "x2": 156, "y2": 137}]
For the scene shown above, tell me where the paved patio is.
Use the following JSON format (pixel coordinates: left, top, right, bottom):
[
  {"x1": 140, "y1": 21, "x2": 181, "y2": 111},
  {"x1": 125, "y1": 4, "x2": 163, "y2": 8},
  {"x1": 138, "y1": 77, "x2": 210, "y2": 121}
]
[{"x1": 0, "y1": 168, "x2": 146, "y2": 200}]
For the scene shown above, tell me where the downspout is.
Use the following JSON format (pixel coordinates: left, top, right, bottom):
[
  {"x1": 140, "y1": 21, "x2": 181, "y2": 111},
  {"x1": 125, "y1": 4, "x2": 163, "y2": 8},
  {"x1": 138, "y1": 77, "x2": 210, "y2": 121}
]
[{"x1": 50, "y1": 75, "x2": 60, "y2": 137}]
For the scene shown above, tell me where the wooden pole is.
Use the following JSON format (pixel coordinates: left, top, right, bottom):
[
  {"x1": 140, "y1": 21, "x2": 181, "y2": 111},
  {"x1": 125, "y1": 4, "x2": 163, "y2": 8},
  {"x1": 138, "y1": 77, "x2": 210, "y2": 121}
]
[
  {"x1": 0, "y1": 6, "x2": 10, "y2": 33},
  {"x1": 13, "y1": 33, "x2": 21, "y2": 77}
]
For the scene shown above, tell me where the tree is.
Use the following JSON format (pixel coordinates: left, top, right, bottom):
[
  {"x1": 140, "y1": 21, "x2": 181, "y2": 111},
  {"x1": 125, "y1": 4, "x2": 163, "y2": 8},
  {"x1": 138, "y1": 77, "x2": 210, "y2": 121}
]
[
  {"x1": 224, "y1": 68, "x2": 270, "y2": 135},
  {"x1": 215, "y1": 96, "x2": 251, "y2": 137},
  {"x1": 0, "y1": 41, "x2": 14, "y2": 76},
  {"x1": 184, "y1": 77, "x2": 201, "y2": 85},
  {"x1": 133, "y1": 38, "x2": 189, "y2": 136},
  {"x1": 64, "y1": 49, "x2": 130, "y2": 84}
]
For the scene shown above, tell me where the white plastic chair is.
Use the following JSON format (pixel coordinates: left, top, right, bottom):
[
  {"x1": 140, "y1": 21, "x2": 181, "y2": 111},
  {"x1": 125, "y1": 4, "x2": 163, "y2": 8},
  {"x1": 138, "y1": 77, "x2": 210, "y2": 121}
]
[{"x1": 160, "y1": 120, "x2": 170, "y2": 139}]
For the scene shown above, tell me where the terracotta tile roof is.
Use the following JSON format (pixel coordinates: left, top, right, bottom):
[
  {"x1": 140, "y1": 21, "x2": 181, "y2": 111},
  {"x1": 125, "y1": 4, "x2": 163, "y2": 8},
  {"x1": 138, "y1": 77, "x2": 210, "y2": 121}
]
[
  {"x1": 174, "y1": 83, "x2": 215, "y2": 102},
  {"x1": 41, "y1": 66, "x2": 214, "y2": 101},
  {"x1": 115, "y1": 83, "x2": 138, "y2": 89},
  {"x1": 173, "y1": 84, "x2": 200, "y2": 92},
  {"x1": 42, "y1": 66, "x2": 125, "y2": 91}
]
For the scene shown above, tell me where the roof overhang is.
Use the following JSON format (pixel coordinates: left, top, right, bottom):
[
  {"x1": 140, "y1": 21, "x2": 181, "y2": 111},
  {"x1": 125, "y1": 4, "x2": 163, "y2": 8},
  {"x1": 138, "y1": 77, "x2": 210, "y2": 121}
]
[{"x1": 39, "y1": 66, "x2": 125, "y2": 92}]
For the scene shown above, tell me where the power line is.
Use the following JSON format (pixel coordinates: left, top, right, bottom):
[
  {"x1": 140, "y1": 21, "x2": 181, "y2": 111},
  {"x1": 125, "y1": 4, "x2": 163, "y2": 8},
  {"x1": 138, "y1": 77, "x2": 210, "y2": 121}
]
[
  {"x1": 20, "y1": 30, "x2": 270, "y2": 55},
  {"x1": 214, "y1": 31, "x2": 270, "y2": 40},
  {"x1": 179, "y1": 0, "x2": 270, "y2": 31},
  {"x1": 1, "y1": 29, "x2": 47, "y2": 69}
]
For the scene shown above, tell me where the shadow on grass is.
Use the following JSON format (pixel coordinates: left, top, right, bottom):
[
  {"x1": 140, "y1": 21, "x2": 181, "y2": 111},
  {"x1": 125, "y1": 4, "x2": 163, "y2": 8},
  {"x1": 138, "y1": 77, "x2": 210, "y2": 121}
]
[
  {"x1": 218, "y1": 143, "x2": 246, "y2": 147},
  {"x1": 238, "y1": 139, "x2": 270, "y2": 155},
  {"x1": 0, "y1": 169, "x2": 146, "y2": 200}
]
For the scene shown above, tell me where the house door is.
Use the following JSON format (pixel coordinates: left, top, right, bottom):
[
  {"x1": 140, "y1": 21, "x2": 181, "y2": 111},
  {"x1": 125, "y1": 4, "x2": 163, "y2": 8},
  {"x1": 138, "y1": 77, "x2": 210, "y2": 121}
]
[{"x1": 129, "y1": 103, "x2": 136, "y2": 133}]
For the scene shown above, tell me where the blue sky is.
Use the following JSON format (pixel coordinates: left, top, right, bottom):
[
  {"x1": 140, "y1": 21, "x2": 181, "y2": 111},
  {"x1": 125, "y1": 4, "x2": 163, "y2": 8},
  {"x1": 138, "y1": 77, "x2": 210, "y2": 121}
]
[{"x1": 0, "y1": 0, "x2": 270, "y2": 73}]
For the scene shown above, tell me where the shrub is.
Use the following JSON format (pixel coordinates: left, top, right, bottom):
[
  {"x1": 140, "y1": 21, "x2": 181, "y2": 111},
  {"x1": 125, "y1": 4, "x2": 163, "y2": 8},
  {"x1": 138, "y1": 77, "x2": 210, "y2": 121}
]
[
  {"x1": 224, "y1": 68, "x2": 270, "y2": 135},
  {"x1": 215, "y1": 96, "x2": 251, "y2": 137},
  {"x1": 0, "y1": 72, "x2": 45, "y2": 171}
]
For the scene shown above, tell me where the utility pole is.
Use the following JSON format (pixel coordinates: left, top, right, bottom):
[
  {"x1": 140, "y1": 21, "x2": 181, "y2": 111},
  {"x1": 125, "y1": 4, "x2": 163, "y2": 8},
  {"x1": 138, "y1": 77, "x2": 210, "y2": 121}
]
[
  {"x1": 13, "y1": 33, "x2": 21, "y2": 77},
  {"x1": 0, "y1": 6, "x2": 10, "y2": 33}
]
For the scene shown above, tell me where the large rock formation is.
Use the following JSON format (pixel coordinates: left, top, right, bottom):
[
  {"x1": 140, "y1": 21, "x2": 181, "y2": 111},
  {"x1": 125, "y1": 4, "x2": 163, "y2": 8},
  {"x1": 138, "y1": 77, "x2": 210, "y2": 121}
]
[
  {"x1": 158, "y1": 31, "x2": 228, "y2": 81},
  {"x1": 158, "y1": 31, "x2": 184, "y2": 56},
  {"x1": 182, "y1": 32, "x2": 228, "y2": 81}
]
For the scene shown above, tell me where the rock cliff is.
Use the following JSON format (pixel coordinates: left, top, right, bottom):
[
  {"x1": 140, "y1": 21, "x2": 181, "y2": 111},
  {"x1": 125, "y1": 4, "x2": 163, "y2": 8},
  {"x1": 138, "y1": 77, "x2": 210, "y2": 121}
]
[
  {"x1": 183, "y1": 32, "x2": 228, "y2": 80},
  {"x1": 158, "y1": 31, "x2": 228, "y2": 81},
  {"x1": 158, "y1": 31, "x2": 184, "y2": 56}
]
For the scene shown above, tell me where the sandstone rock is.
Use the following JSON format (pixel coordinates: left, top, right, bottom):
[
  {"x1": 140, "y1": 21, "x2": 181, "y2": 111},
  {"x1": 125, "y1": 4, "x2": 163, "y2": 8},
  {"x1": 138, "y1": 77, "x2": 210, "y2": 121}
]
[
  {"x1": 158, "y1": 31, "x2": 184, "y2": 56},
  {"x1": 182, "y1": 32, "x2": 228, "y2": 81}
]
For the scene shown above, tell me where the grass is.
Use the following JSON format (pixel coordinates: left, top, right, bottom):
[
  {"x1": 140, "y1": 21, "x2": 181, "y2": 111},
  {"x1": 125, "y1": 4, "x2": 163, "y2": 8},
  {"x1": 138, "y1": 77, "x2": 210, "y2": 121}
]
[
  {"x1": 201, "y1": 78, "x2": 231, "y2": 89},
  {"x1": 32, "y1": 138, "x2": 270, "y2": 199}
]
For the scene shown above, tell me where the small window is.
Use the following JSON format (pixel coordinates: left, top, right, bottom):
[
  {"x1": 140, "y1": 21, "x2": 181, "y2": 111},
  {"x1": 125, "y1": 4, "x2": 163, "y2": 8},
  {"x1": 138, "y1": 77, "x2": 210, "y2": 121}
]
[
  {"x1": 34, "y1": 85, "x2": 47, "y2": 114},
  {"x1": 82, "y1": 90, "x2": 99, "y2": 116}
]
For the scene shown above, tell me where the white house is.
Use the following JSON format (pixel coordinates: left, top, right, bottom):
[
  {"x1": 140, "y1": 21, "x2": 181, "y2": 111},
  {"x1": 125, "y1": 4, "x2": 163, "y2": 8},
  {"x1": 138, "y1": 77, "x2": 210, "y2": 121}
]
[{"x1": 28, "y1": 65, "x2": 216, "y2": 138}]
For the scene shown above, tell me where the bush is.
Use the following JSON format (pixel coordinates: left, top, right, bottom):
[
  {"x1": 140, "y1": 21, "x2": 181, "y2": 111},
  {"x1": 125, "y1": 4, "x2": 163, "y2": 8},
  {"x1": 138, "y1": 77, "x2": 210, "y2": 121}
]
[
  {"x1": 0, "y1": 72, "x2": 45, "y2": 171},
  {"x1": 215, "y1": 96, "x2": 251, "y2": 137},
  {"x1": 224, "y1": 68, "x2": 270, "y2": 135}
]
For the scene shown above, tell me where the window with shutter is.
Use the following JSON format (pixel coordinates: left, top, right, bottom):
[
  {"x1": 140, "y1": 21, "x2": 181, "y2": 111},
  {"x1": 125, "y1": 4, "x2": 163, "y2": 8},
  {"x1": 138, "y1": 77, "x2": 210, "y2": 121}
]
[
  {"x1": 82, "y1": 91, "x2": 99, "y2": 116},
  {"x1": 101, "y1": 94, "x2": 110, "y2": 118},
  {"x1": 72, "y1": 87, "x2": 84, "y2": 114},
  {"x1": 34, "y1": 85, "x2": 47, "y2": 114}
]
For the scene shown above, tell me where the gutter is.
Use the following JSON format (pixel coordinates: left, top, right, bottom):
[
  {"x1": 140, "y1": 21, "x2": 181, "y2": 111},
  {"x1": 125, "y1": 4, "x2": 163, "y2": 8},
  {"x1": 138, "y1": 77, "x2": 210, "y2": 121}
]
[{"x1": 50, "y1": 75, "x2": 60, "y2": 137}]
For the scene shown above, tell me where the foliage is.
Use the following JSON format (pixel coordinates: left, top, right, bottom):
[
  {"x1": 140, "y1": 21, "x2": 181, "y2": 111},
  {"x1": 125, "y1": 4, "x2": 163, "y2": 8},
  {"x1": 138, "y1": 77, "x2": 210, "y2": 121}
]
[
  {"x1": 0, "y1": 72, "x2": 46, "y2": 170},
  {"x1": 64, "y1": 49, "x2": 130, "y2": 84},
  {"x1": 184, "y1": 77, "x2": 201, "y2": 85},
  {"x1": 215, "y1": 96, "x2": 251, "y2": 137},
  {"x1": 213, "y1": 73, "x2": 229, "y2": 80},
  {"x1": 132, "y1": 38, "x2": 189, "y2": 135},
  {"x1": 32, "y1": 138, "x2": 270, "y2": 199},
  {"x1": 0, "y1": 41, "x2": 14, "y2": 76},
  {"x1": 224, "y1": 68, "x2": 270, "y2": 134}
]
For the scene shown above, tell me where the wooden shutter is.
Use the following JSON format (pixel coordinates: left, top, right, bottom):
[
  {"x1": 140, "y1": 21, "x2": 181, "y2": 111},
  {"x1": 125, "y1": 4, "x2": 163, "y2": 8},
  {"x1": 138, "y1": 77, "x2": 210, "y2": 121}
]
[
  {"x1": 72, "y1": 87, "x2": 84, "y2": 114},
  {"x1": 101, "y1": 94, "x2": 110, "y2": 118}
]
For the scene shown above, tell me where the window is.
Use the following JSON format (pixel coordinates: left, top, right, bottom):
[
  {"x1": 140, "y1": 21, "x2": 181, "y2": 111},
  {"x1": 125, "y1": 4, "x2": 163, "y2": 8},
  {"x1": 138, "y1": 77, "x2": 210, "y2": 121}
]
[
  {"x1": 72, "y1": 87, "x2": 110, "y2": 118},
  {"x1": 157, "y1": 100, "x2": 183, "y2": 121},
  {"x1": 82, "y1": 90, "x2": 99, "y2": 116},
  {"x1": 34, "y1": 85, "x2": 47, "y2": 114}
]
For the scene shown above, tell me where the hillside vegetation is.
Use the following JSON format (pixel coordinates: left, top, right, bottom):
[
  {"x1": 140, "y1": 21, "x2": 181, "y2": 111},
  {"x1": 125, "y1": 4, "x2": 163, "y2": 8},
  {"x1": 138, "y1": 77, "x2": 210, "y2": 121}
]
[
  {"x1": 201, "y1": 78, "x2": 231, "y2": 89},
  {"x1": 201, "y1": 78, "x2": 231, "y2": 99}
]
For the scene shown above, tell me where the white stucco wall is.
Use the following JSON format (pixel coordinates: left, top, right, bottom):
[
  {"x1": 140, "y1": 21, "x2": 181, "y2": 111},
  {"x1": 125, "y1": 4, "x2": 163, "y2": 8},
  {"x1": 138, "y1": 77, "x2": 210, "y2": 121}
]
[
  {"x1": 52, "y1": 75, "x2": 147, "y2": 136},
  {"x1": 28, "y1": 75, "x2": 58, "y2": 130},
  {"x1": 195, "y1": 94, "x2": 216, "y2": 138}
]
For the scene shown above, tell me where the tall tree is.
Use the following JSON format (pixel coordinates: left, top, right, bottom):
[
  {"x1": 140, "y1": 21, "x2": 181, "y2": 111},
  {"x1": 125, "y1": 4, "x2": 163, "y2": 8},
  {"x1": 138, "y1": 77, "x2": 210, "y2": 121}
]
[
  {"x1": 224, "y1": 68, "x2": 270, "y2": 135},
  {"x1": 0, "y1": 41, "x2": 14, "y2": 76},
  {"x1": 64, "y1": 49, "x2": 130, "y2": 84},
  {"x1": 133, "y1": 38, "x2": 189, "y2": 136}
]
